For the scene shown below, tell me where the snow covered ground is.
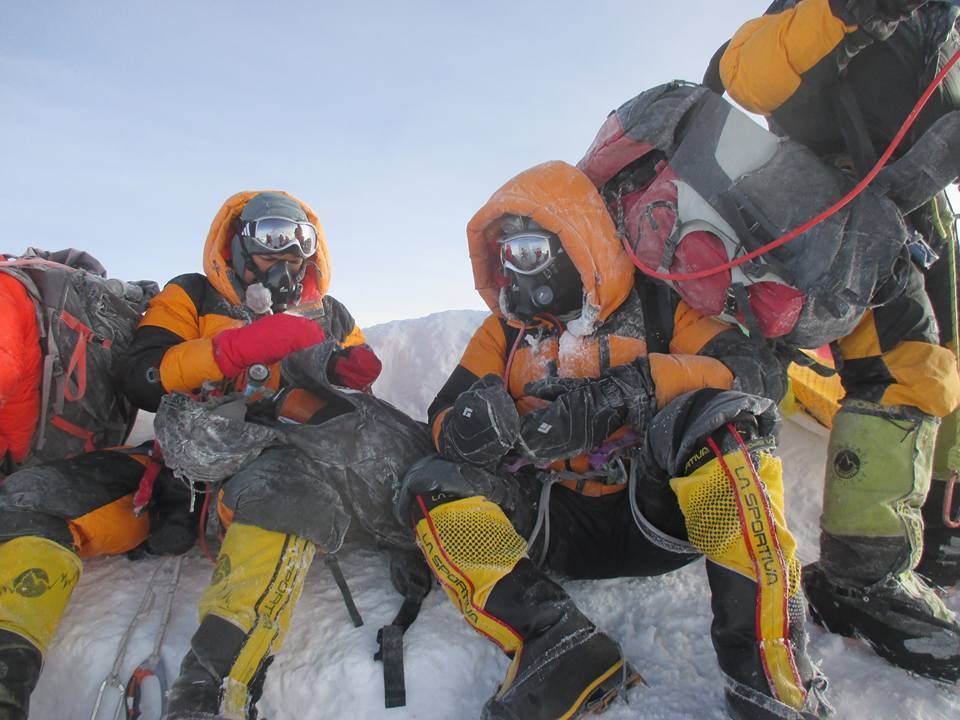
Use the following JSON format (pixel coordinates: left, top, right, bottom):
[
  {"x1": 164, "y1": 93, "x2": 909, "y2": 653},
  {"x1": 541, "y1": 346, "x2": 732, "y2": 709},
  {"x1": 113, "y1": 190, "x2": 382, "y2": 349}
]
[{"x1": 30, "y1": 310, "x2": 960, "y2": 720}]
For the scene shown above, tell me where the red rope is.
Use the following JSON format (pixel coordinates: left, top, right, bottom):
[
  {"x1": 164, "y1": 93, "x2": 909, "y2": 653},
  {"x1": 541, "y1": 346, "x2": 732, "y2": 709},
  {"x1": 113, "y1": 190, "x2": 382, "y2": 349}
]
[
  {"x1": 197, "y1": 487, "x2": 217, "y2": 563},
  {"x1": 945, "y1": 472, "x2": 960, "y2": 530},
  {"x1": 502, "y1": 321, "x2": 526, "y2": 387},
  {"x1": 625, "y1": 47, "x2": 960, "y2": 282}
]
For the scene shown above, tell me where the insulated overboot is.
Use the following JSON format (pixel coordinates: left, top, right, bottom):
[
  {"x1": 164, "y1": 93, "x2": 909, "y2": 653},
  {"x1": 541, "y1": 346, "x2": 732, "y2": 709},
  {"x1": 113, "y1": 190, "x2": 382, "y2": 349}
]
[
  {"x1": 164, "y1": 523, "x2": 315, "y2": 720},
  {"x1": 411, "y1": 492, "x2": 639, "y2": 720},
  {"x1": 811, "y1": 401, "x2": 960, "y2": 680},
  {"x1": 675, "y1": 443, "x2": 830, "y2": 717},
  {"x1": 0, "y1": 536, "x2": 82, "y2": 720},
  {"x1": 0, "y1": 630, "x2": 42, "y2": 720},
  {"x1": 805, "y1": 563, "x2": 960, "y2": 682},
  {"x1": 481, "y1": 562, "x2": 640, "y2": 720}
]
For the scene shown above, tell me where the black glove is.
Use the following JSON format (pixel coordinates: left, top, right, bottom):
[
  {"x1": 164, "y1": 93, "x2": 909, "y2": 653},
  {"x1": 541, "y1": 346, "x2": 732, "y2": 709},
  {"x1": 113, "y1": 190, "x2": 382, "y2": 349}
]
[
  {"x1": 439, "y1": 374, "x2": 520, "y2": 467},
  {"x1": 602, "y1": 360, "x2": 657, "y2": 435},
  {"x1": 517, "y1": 361, "x2": 654, "y2": 464}
]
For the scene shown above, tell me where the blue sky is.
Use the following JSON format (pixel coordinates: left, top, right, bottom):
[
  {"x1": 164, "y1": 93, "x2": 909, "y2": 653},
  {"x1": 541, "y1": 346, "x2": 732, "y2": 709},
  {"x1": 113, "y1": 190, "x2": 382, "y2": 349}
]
[{"x1": 1, "y1": 1, "x2": 763, "y2": 325}]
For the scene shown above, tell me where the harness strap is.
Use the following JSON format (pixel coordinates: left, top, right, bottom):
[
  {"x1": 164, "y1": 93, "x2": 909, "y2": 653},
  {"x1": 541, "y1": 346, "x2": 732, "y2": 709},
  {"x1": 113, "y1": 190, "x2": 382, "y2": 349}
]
[
  {"x1": 557, "y1": 479, "x2": 628, "y2": 497},
  {"x1": 527, "y1": 465, "x2": 628, "y2": 565}
]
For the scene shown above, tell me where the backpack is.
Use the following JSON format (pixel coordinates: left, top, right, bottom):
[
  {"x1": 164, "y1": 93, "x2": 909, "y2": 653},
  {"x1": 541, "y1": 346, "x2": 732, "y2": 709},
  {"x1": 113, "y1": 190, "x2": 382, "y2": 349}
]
[
  {"x1": 578, "y1": 81, "x2": 911, "y2": 349},
  {"x1": 0, "y1": 248, "x2": 158, "y2": 465}
]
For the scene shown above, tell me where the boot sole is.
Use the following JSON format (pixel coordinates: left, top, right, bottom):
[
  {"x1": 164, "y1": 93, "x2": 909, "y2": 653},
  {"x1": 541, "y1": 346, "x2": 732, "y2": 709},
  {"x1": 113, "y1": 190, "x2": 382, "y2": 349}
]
[{"x1": 574, "y1": 663, "x2": 646, "y2": 718}]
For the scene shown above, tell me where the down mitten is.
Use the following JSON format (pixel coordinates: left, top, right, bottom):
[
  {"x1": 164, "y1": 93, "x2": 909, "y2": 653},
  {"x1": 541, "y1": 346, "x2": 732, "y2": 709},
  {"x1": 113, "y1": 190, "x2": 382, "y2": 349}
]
[
  {"x1": 327, "y1": 344, "x2": 382, "y2": 390},
  {"x1": 213, "y1": 313, "x2": 327, "y2": 378},
  {"x1": 439, "y1": 374, "x2": 520, "y2": 467},
  {"x1": 519, "y1": 360, "x2": 656, "y2": 464}
]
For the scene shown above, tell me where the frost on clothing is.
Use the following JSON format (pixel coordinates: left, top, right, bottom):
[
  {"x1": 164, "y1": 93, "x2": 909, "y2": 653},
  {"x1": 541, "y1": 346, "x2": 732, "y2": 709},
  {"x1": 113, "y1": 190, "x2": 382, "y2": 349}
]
[
  {"x1": 155, "y1": 344, "x2": 431, "y2": 552},
  {"x1": 578, "y1": 81, "x2": 917, "y2": 349},
  {"x1": 119, "y1": 189, "x2": 364, "y2": 413},
  {"x1": 0, "y1": 191, "x2": 390, "y2": 720},
  {"x1": 412, "y1": 161, "x2": 826, "y2": 719}
]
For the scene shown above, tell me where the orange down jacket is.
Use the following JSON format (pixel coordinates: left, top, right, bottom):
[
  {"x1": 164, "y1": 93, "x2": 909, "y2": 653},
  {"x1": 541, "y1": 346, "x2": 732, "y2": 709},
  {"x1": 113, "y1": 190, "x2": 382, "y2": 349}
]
[{"x1": 0, "y1": 271, "x2": 41, "y2": 464}]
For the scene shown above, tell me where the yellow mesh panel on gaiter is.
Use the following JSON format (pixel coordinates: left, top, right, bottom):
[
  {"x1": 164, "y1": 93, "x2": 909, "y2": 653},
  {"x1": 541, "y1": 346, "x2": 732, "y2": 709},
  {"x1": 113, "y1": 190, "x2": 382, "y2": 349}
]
[
  {"x1": 671, "y1": 448, "x2": 806, "y2": 710},
  {"x1": 415, "y1": 495, "x2": 527, "y2": 653}
]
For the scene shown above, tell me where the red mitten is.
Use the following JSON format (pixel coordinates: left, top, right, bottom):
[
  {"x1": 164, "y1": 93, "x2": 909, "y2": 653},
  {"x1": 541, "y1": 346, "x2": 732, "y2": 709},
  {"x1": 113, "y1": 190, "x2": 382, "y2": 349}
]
[
  {"x1": 328, "y1": 344, "x2": 382, "y2": 390},
  {"x1": 213, "y1": 313, "x2": 326, "y2": 378}
]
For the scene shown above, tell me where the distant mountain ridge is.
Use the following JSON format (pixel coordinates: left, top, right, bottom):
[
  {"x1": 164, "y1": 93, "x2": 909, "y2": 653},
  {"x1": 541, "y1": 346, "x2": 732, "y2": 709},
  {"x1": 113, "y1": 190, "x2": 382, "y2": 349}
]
[{"x1": 364, "y1": 308, "x2": 488, "y2": 421}]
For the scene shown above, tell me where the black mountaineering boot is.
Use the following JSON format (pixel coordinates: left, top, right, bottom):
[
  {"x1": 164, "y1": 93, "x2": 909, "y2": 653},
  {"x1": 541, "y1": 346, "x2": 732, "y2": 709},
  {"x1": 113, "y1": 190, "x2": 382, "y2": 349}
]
[
  {"x1": 164, "y1": 615, "x2": 246, "y2": 720},
  {"x1": 804, "y1": 563, "x2": 960, "y2": 683},
  {"x1": 410, "y1": 491, "x2": 641, "y2": 720},
  {"x1": 0, "y1": 629, "x2": 42, "y2": 720},
  {"x1": 479, "y1": 560, "x2": 642, "y2": 720}
]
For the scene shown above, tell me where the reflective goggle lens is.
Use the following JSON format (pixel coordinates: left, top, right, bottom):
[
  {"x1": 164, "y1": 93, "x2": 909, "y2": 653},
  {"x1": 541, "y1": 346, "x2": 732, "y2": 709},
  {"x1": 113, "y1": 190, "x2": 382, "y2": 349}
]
[
  {"x1": 499, "y1": 233, "x2": 556, "y2": 275},
  {"x1": 242, "y1": 217, "x2": 318, "y2": 257}
]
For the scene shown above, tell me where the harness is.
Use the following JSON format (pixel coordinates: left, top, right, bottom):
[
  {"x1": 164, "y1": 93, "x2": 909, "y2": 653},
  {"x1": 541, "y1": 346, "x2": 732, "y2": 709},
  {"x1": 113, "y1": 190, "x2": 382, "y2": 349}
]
[{"x1": 521, "y1": 435, "x2": 700, "y2": 567}]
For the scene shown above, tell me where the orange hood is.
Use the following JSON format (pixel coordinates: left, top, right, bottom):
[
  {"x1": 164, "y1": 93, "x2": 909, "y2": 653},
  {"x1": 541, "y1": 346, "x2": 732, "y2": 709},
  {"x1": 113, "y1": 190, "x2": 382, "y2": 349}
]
[
  {"x1": 466, "y1": 161, "x2": 633, "y2": 330},
  {"x1": 203, "y1": 190, "x2": 331, "y2": 306}
]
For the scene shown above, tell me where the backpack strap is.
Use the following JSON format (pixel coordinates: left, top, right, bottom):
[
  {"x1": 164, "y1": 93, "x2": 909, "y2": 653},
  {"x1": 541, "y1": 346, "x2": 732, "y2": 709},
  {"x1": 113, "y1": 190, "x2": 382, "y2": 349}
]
[
  {"x1": 375, "y1": 548, "x2": 433, "y2": 708},
  {"x1": 325, "y1": 554, "x2": 364, "y2": 628},
  {"x1": 59, "y1": 309, "x2": 99, "y2": 402},
  {"x1": 829, "y1": 76, "x2": 879, "y2": 179},
  {"x1": 48, "y1": 415, "x2": 95, "y2": 453}
]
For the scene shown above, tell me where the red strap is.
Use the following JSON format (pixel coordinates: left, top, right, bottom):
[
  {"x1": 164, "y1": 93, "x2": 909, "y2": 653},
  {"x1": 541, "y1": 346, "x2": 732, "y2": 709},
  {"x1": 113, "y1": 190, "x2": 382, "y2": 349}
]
[
  {"x1": 49, "y1": 415, "x2": 96, "y2": 452},
  {"x1": 132, "y1": 441, "x2": 164, "y2": 516},
  {"x1": 944, "y1": 472, "x2": 960, "y2": 530},
  {"x1": 60, "y1": 310, "x2": 92, "y2": 402}
]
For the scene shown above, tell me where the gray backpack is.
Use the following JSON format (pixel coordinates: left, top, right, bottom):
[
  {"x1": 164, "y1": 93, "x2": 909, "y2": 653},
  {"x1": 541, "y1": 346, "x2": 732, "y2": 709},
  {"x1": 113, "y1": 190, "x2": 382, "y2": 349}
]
[{"x1": 0, "y1": 248, "x2": 158, "y2": 465}]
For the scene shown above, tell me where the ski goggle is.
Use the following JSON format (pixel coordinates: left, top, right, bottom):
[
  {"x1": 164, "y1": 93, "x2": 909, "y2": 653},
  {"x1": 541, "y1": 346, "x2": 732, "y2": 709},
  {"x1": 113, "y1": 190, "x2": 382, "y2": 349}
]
[
  {"x1": 239, "y1": 216, "x2": 318, "y2": 258},
  {"x1": 498, "y1": 231, "x2": 559, "y2": 275}
]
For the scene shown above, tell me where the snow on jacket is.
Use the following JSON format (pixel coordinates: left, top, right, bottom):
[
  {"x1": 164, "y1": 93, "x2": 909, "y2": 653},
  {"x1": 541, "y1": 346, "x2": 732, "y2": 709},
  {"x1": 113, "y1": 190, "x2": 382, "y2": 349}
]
[
  {"x1": 0, "y1": 270, "x2": 41, "y2": 464},
  {"x1": 430, "y1": 161, "x2": 740, "y2": 473},
  {"x1": 120, "y1": 190, "x2": 365, "y2": 412}
]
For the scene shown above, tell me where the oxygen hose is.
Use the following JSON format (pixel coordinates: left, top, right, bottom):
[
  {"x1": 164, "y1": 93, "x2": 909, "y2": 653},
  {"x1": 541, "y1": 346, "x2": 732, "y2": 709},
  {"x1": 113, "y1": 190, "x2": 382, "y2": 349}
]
[{"x1": 622, "y1": 46, "x2": 960, "y2": 282}]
